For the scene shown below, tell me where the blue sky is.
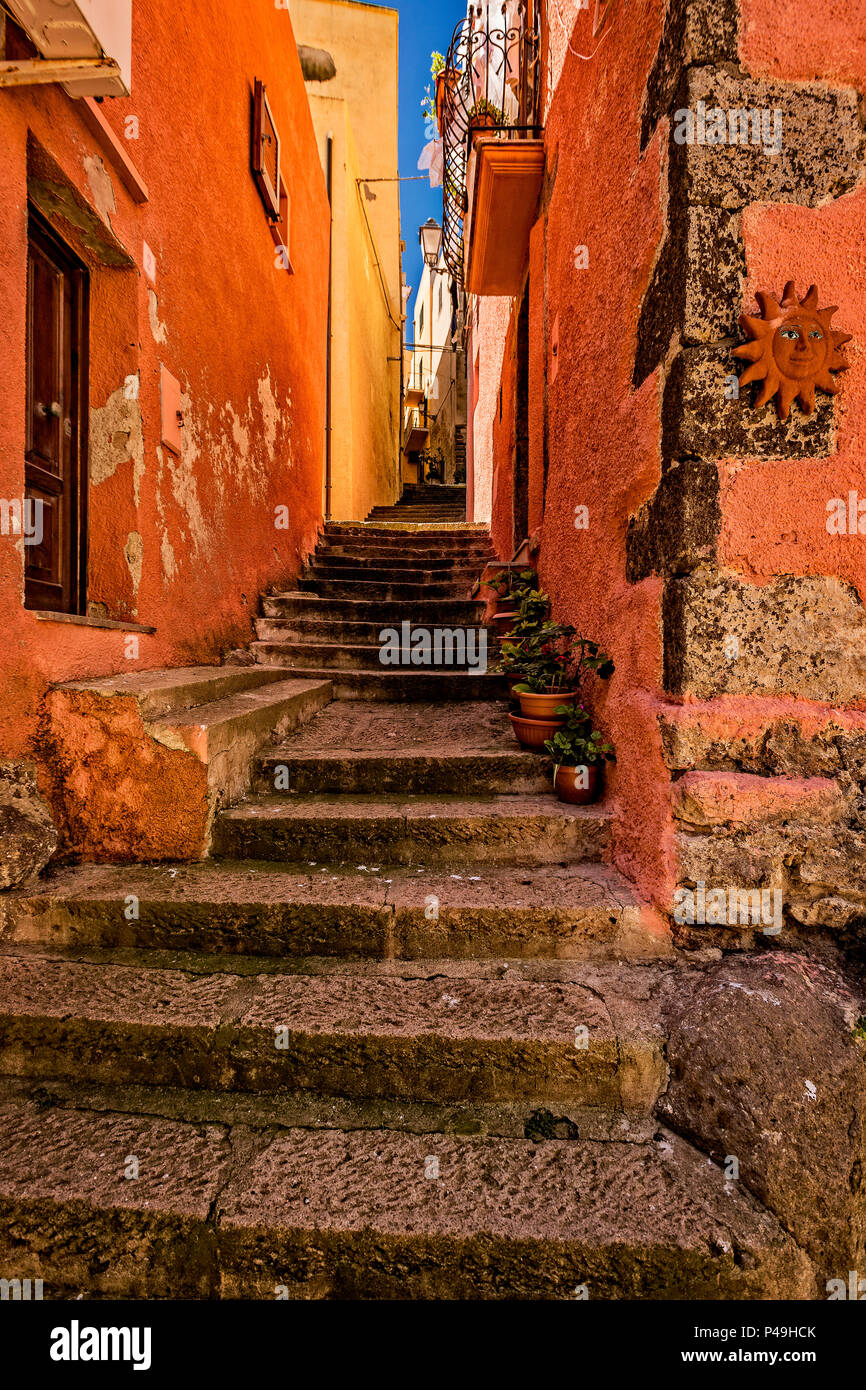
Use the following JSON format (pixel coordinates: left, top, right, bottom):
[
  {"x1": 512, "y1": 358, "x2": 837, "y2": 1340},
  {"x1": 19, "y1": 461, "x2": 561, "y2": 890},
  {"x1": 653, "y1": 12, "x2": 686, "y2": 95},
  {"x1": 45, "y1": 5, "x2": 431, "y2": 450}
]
[{"x1": 394, "y1": 0, "x2": 466, "y2": 306}]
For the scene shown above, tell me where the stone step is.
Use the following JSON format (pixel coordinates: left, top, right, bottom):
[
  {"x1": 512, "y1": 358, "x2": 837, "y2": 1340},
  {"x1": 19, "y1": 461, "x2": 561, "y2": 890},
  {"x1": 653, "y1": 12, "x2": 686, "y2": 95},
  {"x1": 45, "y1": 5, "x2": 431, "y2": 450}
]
[
  {"x1": 324, "y1": 522, "x2": 489, "y2": 538},
  {"x1": 0, "y1": 862, "x2": 669, "y2": 961},
  {"x1": 57, "y1": 664, "x2": 298, "y2": 722},
  {"x1": 303, "y1": 562, "x2": 481, "y2": 585},
  {"x1": 247, "y1": 641, "x2": 492, "y2": 674},
  {"x1": 319, "y1": 533, "x2": 494, "y2": 551},
  {"x1": 368, "y1": 510, "x2": 466, "y2": 520},
  {"x1": 149, "y1": 678, "x2": 333, "y2": 806},
  {"x1": 310, "y1": 552, "x2": 466, "y2": 571},
  {"x1": 261, "y1": 594, "x2": 487, "y2": 625},
  {"x1": 254, "y1": 617, "x2": 495, "y2": 647},
  {"x1": 0, "y1": 1098, "x2": 811, "y2": 1299},
  {"x1": 212, "y1": 793, "x2": 609, "y2": 865},
  {"x1": 248, "y1": 662, "x2": 507, "y2": 701},
  {"x1": 316, "y1": 552, "x2": 494, "y2": 572},
  {"x1": 255, "y1": 697, "x2": 540, "y2": 794},
  {"x1": 400, "y1": 484, "x2": 466, "y2": 495},
  {"x1": 0, "y1": 950, "x2": 664, "y2": 1111},
  {"x1": 298, "y1": 578, "x2": 477, "y2": 601}
]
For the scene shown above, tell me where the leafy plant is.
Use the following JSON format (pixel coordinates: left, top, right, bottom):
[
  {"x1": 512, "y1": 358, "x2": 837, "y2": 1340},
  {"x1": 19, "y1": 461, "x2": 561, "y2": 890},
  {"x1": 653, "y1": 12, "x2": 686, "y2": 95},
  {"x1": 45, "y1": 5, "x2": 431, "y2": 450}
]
[
  {"x1": 468, "y1": 97, "x2": 506, "y2": 129},
  {"x1": 487, "y1": 568, "x2": 536, "y2": 606},
  {"x1": 543, "y1": 704, "x2": 615, "y2": 767},
  {"x1": 512, "y1": 630, "x2": 614, "y2": 695},
  {"x1": 421, "y1": 51, "x2": 448, "y2": 125}
]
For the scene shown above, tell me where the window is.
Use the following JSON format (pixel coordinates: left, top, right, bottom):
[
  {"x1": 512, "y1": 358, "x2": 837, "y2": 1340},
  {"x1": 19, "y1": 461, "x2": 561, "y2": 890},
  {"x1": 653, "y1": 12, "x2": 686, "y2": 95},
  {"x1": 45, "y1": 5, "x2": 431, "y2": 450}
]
[
  {"x1": 252, "y1": 79, "x2": 282, "y2": 220},
  {"x1": 419, "y1": 304, "x2": 424, "y2": 340},
  {"x1": 438, "y1": 279, "x2": 443, "y2": 315}
]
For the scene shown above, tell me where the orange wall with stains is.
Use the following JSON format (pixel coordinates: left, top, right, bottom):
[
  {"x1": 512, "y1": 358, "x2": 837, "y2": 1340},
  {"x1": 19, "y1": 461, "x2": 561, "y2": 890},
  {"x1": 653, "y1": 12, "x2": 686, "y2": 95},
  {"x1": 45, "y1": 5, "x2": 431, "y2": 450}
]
[{"x1": 0, "y1": 0, "x2": 329, "y2": 760}]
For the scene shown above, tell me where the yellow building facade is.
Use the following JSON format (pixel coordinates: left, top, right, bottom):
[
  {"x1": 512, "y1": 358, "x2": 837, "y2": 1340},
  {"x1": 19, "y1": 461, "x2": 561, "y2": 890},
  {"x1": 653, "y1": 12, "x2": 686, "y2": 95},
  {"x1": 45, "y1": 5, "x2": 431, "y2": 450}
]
[{"x1": 290, "y1": 0, "x2": 402, "y2": 521}]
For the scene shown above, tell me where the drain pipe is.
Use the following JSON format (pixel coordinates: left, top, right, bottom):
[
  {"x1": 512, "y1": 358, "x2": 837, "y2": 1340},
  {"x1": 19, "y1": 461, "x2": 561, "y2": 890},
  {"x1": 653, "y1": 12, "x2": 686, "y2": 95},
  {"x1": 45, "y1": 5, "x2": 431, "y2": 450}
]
[{"x1": 325, "y1": 132, "x2": 334, "y2": 521}]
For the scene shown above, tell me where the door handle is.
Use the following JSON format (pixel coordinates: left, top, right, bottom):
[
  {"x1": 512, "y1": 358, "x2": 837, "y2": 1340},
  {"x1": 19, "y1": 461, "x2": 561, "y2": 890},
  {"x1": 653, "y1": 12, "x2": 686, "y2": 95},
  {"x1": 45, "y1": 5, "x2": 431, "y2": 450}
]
[{"x1": 38, "y1": 402, "x2": 63, "y2": 419}]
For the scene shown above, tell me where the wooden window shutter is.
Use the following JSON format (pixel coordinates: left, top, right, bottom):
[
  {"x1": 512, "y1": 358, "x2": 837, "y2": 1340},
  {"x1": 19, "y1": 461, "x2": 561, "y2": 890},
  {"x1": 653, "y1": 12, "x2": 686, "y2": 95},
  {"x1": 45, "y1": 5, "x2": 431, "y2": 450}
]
[{"x1": 252, "y1": 79, "x2": 282, "y2": 220}]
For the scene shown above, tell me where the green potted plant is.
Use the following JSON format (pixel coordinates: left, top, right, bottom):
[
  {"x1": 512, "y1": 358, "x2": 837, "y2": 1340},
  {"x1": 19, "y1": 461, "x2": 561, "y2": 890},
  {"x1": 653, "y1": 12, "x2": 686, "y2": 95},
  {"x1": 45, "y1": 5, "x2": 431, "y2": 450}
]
[
  {"x1": 468, "y1": 97, "x2": 506, "y2": 141},
  {"x1": 513, "y1": 632, "x2": 613, "y2": 721},
  {"x1": 544, "y1": 707, "x2": 615, "y2": 805},
  {"x1": 486, "y1": 568, "x2": 536, "y2": 628},
  {"x1": 497, "y1": 583, "x2": 550, "y2": 696}
]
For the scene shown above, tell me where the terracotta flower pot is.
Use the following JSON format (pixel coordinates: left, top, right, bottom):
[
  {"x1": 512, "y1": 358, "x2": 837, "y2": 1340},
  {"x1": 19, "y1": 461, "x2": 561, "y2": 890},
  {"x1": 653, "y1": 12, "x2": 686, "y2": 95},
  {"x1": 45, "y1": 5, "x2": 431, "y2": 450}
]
[
  {"x1": 493, "y1": 608, "x2": 518, "y2": 628},
  {"x1": 469, "y1": 111, "x2": 500, "y2": 141},
  {"x1": 517, "y1": 690, "x2": 577, "y2": 721},
  {"x1": 509, "y1": 712, "x2": 563, "y2": 750},
  {"x1": 435, "y1": 68, "x2": 459, "y2": 137},
  {"x1": 553, "y1": 763, "x2": 600, "y2": 805}
]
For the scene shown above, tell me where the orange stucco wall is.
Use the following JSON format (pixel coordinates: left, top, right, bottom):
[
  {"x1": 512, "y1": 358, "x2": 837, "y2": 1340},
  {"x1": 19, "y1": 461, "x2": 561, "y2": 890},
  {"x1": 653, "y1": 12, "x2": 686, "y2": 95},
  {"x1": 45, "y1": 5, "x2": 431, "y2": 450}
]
[
  {"x1": 0, "y1": 0, "x2": 329, "y2": 759},
  {"x1": 533, "y1": 0, "x2": 672, "y2": 904}
]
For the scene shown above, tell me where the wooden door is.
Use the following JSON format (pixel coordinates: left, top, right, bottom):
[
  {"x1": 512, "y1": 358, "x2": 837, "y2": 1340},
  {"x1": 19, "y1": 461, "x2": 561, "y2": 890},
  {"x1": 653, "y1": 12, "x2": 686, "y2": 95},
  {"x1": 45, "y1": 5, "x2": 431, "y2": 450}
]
[{"x1": 24, "y1": 211, "x2": 89, "y2": 614}]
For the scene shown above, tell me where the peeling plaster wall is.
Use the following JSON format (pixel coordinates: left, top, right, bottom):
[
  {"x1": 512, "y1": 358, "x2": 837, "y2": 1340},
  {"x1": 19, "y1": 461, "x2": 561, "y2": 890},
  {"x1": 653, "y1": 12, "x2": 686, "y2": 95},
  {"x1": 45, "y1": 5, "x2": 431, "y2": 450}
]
[{"x1": 0, "y1": 0, "x2": 329, "y2": 760}]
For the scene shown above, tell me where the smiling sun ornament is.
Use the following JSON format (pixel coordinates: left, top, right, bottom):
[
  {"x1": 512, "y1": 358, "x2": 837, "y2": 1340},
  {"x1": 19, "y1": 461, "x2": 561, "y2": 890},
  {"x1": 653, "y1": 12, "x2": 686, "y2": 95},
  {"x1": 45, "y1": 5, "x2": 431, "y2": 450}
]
[{"x1": 733, "y1": 281, "x2": 852, "y2": 420}]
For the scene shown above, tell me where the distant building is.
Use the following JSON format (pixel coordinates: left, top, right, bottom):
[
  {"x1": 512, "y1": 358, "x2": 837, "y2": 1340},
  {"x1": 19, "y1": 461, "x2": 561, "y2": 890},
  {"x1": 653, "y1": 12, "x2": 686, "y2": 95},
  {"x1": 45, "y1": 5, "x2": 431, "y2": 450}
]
[{"x1": 404, "y1": 254, "x2": 466, "y2": 487}]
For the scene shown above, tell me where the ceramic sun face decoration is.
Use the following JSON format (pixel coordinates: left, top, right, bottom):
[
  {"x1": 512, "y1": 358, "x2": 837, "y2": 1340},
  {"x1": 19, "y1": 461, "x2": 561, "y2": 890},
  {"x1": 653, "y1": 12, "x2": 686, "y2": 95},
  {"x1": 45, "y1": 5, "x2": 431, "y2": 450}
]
[{"x1": 733, "y1": 281, "x2": 852, "y2": 420}]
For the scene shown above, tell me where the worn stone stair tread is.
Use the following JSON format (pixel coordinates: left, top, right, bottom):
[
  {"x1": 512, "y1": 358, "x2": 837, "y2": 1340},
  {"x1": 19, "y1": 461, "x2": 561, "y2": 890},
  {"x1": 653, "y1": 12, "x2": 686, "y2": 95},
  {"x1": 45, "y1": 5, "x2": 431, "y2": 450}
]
[
  {"x1": 0, "y1": 948, "x2": 666, "y2": 1108},
  {"x1": 300, "y1": 580, "x2": 477, "y2": 600},
  {"x1": 324, "y1": 523, "x2": 489, "y2": 536},
  {"x1": 0, "y1": 1099, "x2": 812, "y2": 1299},
  {"x1": 246, "y1": 643, "x2": 491, "y2": 672},
  {"x1": 151, "y1": 677, "x2": 332, "y2": 745},
  {"x1": 0, "y1": 861, "x2": 669, "y2": 960},
  {"x1": 246, "y1": 664, "x2": 508, "y2": 702},
  {"x1": 254, "y1": 618, "x2": 493, "y2": 645},
  {"x1": 255, "y1": 698, "x2": 546, "y2": 793},
  {"x1": 304, "y1": 565, "x2": 482, "y2": 582},
  {"x1": 262, "y1": 596, "x2": 487, "y2": 624},
  {"x1": 219, "y1": 791, "x2": 607, "y2": 817},
  {"x1": 57, "y1": 665, "x2": 293, "y2": 721},
  {"x1": 212, "y1": 791, "x2": 610, "y2": 865},
  {"x1": 265, "y1": 700, "x2": 532, "y2": 755}
]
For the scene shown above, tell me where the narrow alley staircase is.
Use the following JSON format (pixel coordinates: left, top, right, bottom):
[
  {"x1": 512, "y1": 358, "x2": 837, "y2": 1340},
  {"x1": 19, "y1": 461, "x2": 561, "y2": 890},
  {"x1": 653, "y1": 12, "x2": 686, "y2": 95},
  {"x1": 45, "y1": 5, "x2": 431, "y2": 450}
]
[{"x1": 0, "y1": 494, "x2": 814, "y2": 1299}]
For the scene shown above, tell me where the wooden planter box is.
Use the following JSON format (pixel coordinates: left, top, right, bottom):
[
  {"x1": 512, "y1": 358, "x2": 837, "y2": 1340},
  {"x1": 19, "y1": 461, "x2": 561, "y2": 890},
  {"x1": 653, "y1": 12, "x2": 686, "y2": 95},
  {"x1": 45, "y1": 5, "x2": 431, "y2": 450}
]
[{"x1": 464, "y1": 137, "x2": 544, "y2": 296}]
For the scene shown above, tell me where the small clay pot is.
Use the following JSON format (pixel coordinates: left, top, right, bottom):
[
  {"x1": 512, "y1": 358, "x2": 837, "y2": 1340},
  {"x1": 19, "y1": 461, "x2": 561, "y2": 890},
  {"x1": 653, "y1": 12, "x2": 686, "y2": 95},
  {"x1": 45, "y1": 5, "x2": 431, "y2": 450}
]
[
  {"x1": 553, "y1": 763, "x2": 600, "y2": 805},
  {"x1": 493, "y1": 609, "x2": 518, "y2": 626},
  {"x1": 517, "y1": 690, "x2": 577, "y2": 721},
  {"x1": 509, "y1": 712, "x2": 563, "y2": 750}
]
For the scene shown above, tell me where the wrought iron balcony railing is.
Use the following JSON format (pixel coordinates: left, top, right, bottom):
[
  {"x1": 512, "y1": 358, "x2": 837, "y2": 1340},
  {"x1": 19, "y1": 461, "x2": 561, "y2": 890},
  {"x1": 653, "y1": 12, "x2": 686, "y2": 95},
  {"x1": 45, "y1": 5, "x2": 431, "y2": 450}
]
[{"x1": 440, "y1": 2, "x2": 542, "y2": 288}]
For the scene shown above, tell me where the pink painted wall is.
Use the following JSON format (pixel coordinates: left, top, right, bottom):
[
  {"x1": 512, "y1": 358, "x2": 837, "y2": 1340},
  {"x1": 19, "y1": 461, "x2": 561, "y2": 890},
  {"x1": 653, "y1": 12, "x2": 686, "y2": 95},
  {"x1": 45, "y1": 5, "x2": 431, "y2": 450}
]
[{"x1": 533, "y1": 0, "x2": 672, "y2": 903}]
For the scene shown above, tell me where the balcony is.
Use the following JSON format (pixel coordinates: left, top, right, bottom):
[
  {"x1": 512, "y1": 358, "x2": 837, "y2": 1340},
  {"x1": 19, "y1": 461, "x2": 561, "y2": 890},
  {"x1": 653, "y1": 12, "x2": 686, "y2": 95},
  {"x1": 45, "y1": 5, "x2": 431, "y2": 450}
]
[
  {"x1": 440, "y1": 2, "x2": 543, "y2": 297},
  {"x1": 402, "y1": 404, "x2": 430, "y2": 457}
]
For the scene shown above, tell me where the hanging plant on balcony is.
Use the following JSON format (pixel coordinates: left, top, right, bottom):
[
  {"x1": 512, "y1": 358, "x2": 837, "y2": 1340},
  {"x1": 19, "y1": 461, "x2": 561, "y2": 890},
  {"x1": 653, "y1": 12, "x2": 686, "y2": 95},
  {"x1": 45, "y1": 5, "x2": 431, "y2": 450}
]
[
  {"x1": 467, "y1": 97, "x2": 506, "y2": 141},
  {"x1": 433, "y1": 55, "x2": 462, "y2": 139},
  {"x1": 421, "y1": 52, "x2": 451, "y2": 134}
]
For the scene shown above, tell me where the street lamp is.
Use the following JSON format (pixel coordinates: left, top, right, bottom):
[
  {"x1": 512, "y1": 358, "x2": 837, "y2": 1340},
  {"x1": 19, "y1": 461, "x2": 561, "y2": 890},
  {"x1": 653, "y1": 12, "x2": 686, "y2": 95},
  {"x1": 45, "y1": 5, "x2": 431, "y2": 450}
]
[
  {"x1": 419, "y1": 218, "x2": 443, "y2": 269},
  {"x1": 418, "y1": 221, "x2": 444, "y2": 487}
]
